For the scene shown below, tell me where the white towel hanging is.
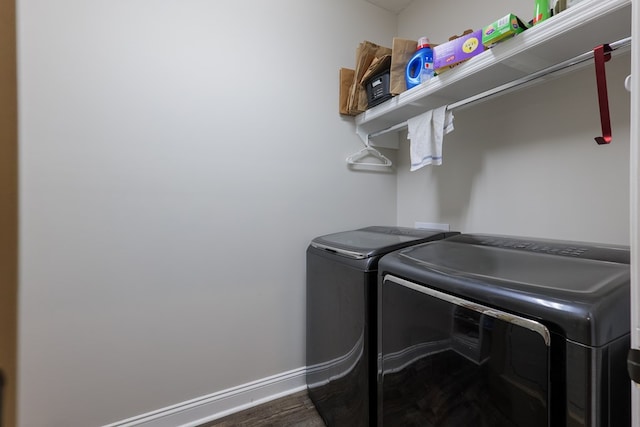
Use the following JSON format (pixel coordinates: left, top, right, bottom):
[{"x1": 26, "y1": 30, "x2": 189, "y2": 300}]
[
  {"x1": 407, "y1": 106, "x2": 454, "y2": 171},
  {"x1": 346, "y1": 145, "x2": 392, "y2": 167}
]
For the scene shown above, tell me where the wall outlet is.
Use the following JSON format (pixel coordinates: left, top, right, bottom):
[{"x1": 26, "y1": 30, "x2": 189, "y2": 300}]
[{"x1": 415, "y1": 222, "x2": 450, "y2": 231}]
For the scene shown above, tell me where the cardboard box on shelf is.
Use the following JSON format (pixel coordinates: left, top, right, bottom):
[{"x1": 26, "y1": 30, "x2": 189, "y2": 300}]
[
  {"x1": 433, "y1": 29, "x2": 485, "y2": 74},
  {"x1": 482, "y1": 14, "x2": 528, "y2": 47}
]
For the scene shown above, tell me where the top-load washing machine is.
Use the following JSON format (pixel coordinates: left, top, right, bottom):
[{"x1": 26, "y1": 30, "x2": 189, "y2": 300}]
[
  {"x1": 377, "y1": 233, "x2": 631, "y2": 427},
  {"x1": 306, "y1": 226, "x2": 458, "y2": 427}
]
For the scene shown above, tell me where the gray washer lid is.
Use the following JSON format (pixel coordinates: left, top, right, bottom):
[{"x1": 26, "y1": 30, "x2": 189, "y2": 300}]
[
  {"x1": 381, "y1": 233, "x2": 630, "y2": 346},
  {"x1": 311, "y1": 226, "x2": 453, "y2": 259}
]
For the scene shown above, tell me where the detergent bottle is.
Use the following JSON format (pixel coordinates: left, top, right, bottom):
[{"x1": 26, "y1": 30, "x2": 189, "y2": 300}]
[{"x1": 405, "y1": 37, "x2": 434, "y2": 90}]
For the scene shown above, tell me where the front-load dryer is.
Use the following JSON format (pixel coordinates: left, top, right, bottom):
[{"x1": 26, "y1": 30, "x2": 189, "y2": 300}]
[{"x1": 378, "y1": 233, "x2": 630, "y2": 427}]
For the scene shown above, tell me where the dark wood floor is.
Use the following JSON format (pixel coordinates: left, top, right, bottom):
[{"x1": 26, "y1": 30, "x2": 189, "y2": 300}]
[{"x1": 199, "y1": 390, "x2": 327, "y2": 427}]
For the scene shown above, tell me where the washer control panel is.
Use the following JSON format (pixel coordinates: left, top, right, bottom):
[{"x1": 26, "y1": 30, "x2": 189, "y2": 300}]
[{"x1": 446, "y1": 234, "x2": 630, "y2": 264}]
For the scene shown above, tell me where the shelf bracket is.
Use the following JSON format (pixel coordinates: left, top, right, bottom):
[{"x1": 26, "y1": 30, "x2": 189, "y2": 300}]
[
  {"x1": 355, "y1": 124, "x2": 402, "y2": 149},
  {"x1": 355, "y1": 127, "x2": 370, "y2": 146},
  {"x1": 593, "y1": 43, "x2": 613, "y2": 145}
]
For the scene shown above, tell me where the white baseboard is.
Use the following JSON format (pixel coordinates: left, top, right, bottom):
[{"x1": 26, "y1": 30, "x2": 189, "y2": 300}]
[{"x1": 103, "y1": 367, "x2": 307, "y2": 427}]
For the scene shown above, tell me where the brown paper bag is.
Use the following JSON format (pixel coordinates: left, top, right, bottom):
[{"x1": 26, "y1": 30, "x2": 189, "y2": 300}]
[
  {"x1": 347, "y1": 41, "x2": 392, "y2": 115},
  {"x1": 390, "y1": 38, "x2": 418, "y2": 95},
  {"x1": 360, "y1": 55, "x2": 392, "y2": 86},
  {"x1": 339, "y1": 68, "x2": 355, "y2": 115},
  {"x1": 346, "y1": 42, "x2": 364, "y2": 114}
]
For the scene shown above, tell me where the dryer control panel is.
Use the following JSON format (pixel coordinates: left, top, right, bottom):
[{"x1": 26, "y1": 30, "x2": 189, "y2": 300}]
[{"x1": 447, "y1": 234, "x2": 630, "y2": 264}]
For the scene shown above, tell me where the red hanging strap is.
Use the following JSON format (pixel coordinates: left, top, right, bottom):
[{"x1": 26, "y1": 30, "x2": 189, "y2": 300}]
[{"x1": 593, "y1": 44, "x2": 613, "y2": 145}]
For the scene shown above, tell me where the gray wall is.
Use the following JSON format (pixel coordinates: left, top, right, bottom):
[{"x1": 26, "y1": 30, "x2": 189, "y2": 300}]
[
  {"x1": 396, "y1": 0, "x2": 631, "y2": 245},
  {"x1": 17, "y1": 1, "x2": 397, "y2": 425}
]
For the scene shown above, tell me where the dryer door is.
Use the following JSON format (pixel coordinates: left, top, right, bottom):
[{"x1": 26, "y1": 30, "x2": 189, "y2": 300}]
[{"x1": 380, "y1": 275, "x2": 551, "y2": 427}]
